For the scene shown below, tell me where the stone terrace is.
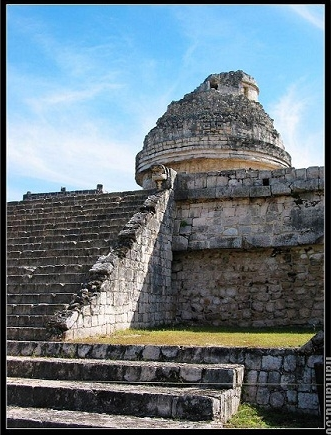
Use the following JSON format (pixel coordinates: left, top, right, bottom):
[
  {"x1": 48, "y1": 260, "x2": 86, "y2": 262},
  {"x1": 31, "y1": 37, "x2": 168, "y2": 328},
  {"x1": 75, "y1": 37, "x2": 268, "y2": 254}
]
[
  {"x1": 6, "y1": 338, "x2": 323, "y2": 428},
  {"x1": 7, "y1": 341, "x2": 245, "y2": 428}
]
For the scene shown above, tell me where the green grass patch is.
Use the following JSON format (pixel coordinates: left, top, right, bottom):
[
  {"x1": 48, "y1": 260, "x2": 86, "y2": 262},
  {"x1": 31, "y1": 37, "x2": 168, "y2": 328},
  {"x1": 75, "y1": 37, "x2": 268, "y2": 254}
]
[
  {"x1": 224, "y1": 403, "x2": 322, "y2": 428},
  {"x1": 67, "y1": 324, "x2": 317, "y2": 347}
]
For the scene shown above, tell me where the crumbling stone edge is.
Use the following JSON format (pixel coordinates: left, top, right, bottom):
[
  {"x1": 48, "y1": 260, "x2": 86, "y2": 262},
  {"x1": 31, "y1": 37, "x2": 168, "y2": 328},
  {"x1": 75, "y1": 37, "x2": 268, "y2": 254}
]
[{"x1": 46, "y1": 190, "x2": 166, "y2": 339}]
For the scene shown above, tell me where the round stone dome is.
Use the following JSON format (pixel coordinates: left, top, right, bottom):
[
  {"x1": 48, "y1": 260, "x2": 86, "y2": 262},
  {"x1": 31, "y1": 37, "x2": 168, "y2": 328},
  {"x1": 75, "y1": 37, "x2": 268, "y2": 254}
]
[{"x1": 135, "y1": 70, "x2": 292, "y2": 188}]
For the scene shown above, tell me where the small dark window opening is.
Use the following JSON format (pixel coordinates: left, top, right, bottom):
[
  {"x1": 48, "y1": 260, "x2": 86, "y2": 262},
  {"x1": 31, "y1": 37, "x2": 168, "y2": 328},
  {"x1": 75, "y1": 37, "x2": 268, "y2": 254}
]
[
  {"x1": 262, "y1": 178, "x2": 269, "y2": 186},
  {"x1": 210, "y1": 80, "x2": 218, "y2": 90},
  {"x1": 243, "y1": 86, "x2": 249, "y2": 97}
]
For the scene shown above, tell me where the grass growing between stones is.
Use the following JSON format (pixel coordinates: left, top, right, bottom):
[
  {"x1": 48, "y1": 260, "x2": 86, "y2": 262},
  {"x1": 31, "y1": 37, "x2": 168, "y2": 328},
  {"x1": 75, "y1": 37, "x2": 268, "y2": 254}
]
[
  {"x1": 223, "y1": 402, "x2": 322, "y2": 428},
  {"x1": 68, "y1": 325, "x2": 317, "y2": 347}
]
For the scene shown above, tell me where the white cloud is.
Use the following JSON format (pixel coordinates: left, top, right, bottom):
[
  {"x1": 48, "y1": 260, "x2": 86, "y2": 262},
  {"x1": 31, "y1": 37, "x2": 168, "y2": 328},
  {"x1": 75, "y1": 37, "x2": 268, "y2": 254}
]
[
  {"x1": 26, "y1": 81, "x2": 123, "y2": 114},
  {"x1": 268, "y1": 82, "x2": 324, "y2": 169},
  {"x1": 7, "y1": 114, "x2": 139, "y2": 191},
  {"x1": 6, "y1": 57, "x2": 173, "y2": 198},
  {"x1": 289, "y1": 5, "x2": 324, "y2": 30}
]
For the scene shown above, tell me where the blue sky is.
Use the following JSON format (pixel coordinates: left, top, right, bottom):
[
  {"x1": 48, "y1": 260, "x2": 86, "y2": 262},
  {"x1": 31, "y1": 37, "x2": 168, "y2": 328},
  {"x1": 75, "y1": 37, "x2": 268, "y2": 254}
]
[{"x1": 6, "y1": 4, "x2": 325, "y2": 202}]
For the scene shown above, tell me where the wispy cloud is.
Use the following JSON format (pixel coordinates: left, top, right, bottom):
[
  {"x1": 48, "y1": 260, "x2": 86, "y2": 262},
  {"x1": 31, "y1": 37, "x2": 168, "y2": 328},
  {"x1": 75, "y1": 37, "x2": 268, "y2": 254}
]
[
  {"x1": 268, "y1": 81, "x2": 324, "y2": 169},
  {"x1": 7, "y1": 68, "x2": 168, "y2": 197},
  {"x1": 7, "y1": 115, "x2": 139, "y2": 192},
  {"x1": 289, "y1": 5, "x2": 324, "y2": 30},
  {"x1": 26, "y1": 82, "x2": 123, "y2": 112},
  {"x1": 7, "y1": 16, "x2": 153, "y2": 194}
]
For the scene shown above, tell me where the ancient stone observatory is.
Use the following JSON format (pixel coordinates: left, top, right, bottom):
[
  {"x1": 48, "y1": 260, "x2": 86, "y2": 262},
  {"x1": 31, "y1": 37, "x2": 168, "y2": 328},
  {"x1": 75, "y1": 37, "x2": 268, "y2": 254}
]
[
  {"x1": 134, "y1": 70, "x2": 324, "y2": 329},
  {"x1": 136, "y1": 70, "x2": 291, "y2": 188}
]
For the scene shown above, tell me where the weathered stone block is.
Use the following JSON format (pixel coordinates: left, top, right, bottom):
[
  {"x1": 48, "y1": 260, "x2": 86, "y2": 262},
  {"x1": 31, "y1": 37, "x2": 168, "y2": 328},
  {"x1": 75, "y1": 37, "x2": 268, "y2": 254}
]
[
  {"x1": 284, "y1": 355, "x2": 297, "y2": 372},
  {"x1": 256, "y1": 387, "x2": 270, "y2": 405},
  {"x1": 249, "y1": 186, "x2": 271, "y2": 197},
  {"x1": 269, "y1": 391, "x2": 285, "y2": 408},
  {"x1": 271, "y1": 183, "x2": 292, "y2": 195},
  {"x1": 298, "y1": 392, "x2": 319, "y2": 409},
  {"x1": 261, "y1": 355, "x2": 282, "y2": 370}
]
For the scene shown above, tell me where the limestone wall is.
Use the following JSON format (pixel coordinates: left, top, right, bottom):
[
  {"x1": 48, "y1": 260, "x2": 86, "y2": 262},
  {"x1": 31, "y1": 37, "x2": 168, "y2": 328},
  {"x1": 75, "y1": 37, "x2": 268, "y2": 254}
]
[
  {"x1": 173, "y1": 166, "x2": 323, "y2": 250},
  {"x1": 241, "y1": 348, "x2": 322, "y2": 416},
  {"x1": 172, "y1": 245, "x2": 324, "y2": 327},
  {"x1": 171, "y1": 166, "x2": 324, "y2": 327},
  {"x1": 55, "y1": 165, "x2": 323, "y2": 333}
]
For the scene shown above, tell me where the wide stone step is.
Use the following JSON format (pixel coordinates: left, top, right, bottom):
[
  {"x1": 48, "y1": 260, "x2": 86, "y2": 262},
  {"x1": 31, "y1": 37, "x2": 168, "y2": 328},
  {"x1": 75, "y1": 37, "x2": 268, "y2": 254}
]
[
  {"x1": 7, "y1": 293, "x2": 75, "y2": 304},
  {"x1": 7, "y1": 192, "x2": 148, "y2": 207},
  {"x1": 7, "y1": 200, "x2": 121, "y2": 214},
  {"x1": 7, "y1": 211, "x2": 141, "y2": 229},
  {"x1": 6, "y1": 406, "x2": 223, "y2": 428},
  {"x1": 8, "y1": 341, "x2": 231, "y2": 361},
  {"x1": 6, "y1": 328, "x2": 51, "y2": 341},
  {"x1": 11, "y1": 199, "x2": 145, "y2": 210},
  {"x1": 7, "y1": 377, "x2": 241, "y2": 421},
  {"x1": 7, "y1": 246, "x2": 107, "y2": 260},
  {"x1": 6, "y1": 237, "x2": 118, "y2": 253},
  {"x1": 7, "y1": 229, "x2": 119, "y2": 244},
  {"x1": 7, "y1": 304, "x2": 68, "y2": 315},
  {"x1": 7, "y1": 264, "x2": 91, "y2": 276},
  {"x1": 7, "y1": 203, "x2": 139, "y2": 218},
  {"x1": 7, "y1": 205, "x2": 140, "y2": 220},
  {"x1": 7, "y1": 314, "x2": 53, "y2": 327},
  {"x1": 6, "y1": 255, "x2": 100, "y2": 267},
  {"x1": 7, "y1": 214, "x2": 133, "y2": 232},
  {"x1": 7, "y1": 356, "x2": 243, "y2": 389},
  {"x1": 7, "y1": 239, "x2": 113, "y2": 251},
  {"x1": 7, "y1": 282, "x2": 81, "y2": 294},
  {"x1": 7, "y1": 209, "x2": 129, "y2": 219},
  {"x1": 7, "y1": 219, "x2": 128, "y2": 235},
  {"x1": 7, "y1": 229, "x2": 112, "y2": 241},
  {"x1": 7, "y1": 223, "x2": 125, "y2": 237},
  {"x1": 7, "y1": 272, "x2": 88, "y2": 285},
  {"x1": 7, "y1": 193, "x2": 149, "y2": 215}
]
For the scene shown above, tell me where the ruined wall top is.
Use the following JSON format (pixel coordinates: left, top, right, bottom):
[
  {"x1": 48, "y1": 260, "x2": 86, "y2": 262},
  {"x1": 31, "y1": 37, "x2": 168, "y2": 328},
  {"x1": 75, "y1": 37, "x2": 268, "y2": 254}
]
[
  {"x1": 195, "y1": 70, "x2": 259, "y2": 101},
  {"x1": 135, "y1": 70, "x2": 292, "y2": 189}
]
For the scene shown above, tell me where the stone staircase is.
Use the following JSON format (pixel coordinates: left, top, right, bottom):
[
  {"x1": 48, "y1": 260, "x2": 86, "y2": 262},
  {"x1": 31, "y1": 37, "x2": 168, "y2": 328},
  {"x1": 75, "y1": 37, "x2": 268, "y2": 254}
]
[
  {"x1": 6, "y1": 341, "x2": 244, "y2": 428},
  {"x1": 6, "y1": 190, "x2": 151, "y2": 341},
  {"x1": 6, "y1": 189, "x2": 245, "y2": 428}
]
